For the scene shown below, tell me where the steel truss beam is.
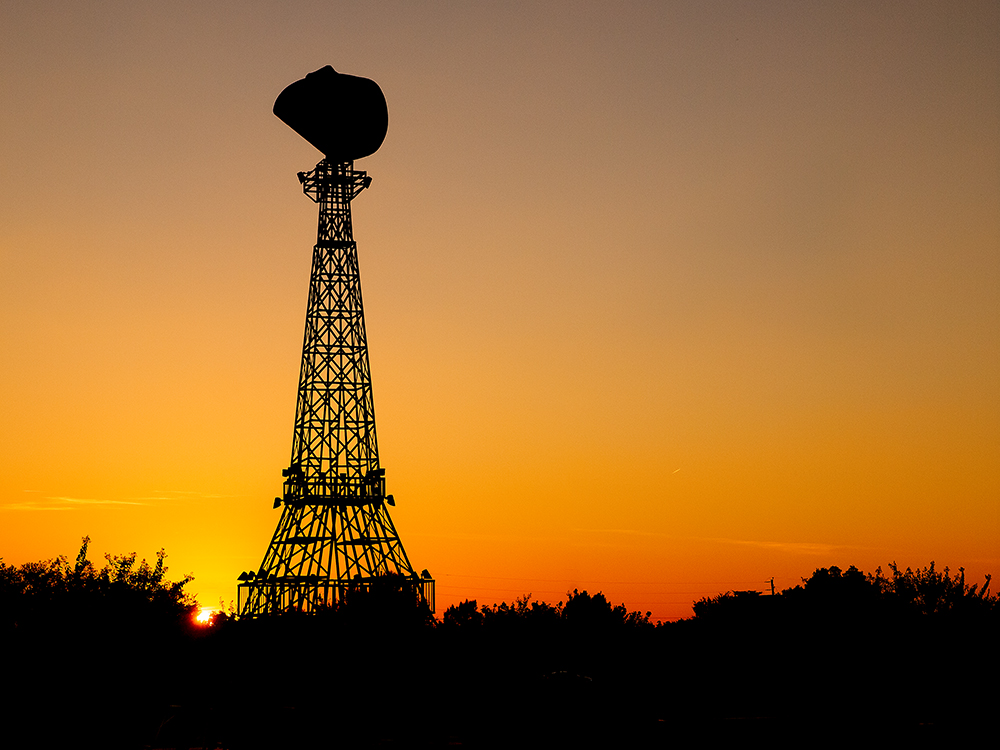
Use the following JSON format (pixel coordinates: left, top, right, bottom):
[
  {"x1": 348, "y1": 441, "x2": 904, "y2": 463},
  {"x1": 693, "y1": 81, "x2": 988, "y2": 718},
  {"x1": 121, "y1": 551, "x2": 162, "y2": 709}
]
[{"x1": 239, "y1": 159, "x2": 432, "y2": 617}]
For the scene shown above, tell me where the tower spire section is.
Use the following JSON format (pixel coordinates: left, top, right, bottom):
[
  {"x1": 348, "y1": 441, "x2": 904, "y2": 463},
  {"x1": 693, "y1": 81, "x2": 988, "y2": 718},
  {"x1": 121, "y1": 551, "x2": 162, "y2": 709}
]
[{"x1": 239, "y1": 159, "x2": 432, "y2": 616}]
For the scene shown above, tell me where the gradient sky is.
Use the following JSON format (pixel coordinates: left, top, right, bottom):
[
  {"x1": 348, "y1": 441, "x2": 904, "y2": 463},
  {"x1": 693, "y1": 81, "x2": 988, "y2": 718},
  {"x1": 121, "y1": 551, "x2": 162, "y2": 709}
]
[{"x1": 1, "y1": 1, "x2": 997, "y2": 620}]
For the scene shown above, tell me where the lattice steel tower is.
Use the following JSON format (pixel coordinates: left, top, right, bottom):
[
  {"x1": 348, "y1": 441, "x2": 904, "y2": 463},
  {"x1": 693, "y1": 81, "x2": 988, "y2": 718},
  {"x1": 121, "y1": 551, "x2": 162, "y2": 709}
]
[{"x1": 238, "y1": 66, "x2": 432, "y2": 617}]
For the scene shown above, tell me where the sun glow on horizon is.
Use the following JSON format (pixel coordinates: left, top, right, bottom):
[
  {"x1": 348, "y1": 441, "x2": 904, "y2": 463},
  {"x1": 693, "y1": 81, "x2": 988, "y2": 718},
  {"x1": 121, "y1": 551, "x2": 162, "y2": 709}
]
[{"x1": 195, "y1": 607, "x2": 214, "y2": 625}]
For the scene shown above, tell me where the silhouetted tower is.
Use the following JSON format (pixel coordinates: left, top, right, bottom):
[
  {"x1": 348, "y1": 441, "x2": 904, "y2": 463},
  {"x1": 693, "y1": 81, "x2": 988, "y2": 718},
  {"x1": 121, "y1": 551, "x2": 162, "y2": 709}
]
[{"x1": 238, "y1": 67, "x2": 433, "y2": 616}]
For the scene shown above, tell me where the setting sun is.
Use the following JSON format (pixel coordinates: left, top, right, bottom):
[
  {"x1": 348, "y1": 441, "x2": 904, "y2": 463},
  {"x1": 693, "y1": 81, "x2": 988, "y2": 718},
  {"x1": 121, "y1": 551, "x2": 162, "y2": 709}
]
[{"x1": 194, "y1": 608, "x2": 214, "y2": 626}]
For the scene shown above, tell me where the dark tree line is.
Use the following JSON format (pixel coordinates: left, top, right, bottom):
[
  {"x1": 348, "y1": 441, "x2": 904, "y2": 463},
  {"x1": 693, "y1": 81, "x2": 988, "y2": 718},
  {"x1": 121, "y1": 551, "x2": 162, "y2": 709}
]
[
  {"x1": 692, "y1": 562, "x2": 995, "y2": 621},
  {"x1": 676, "y1": 563, "x2": 997, "y2": 745},
  {"x1": 0, "y1": 543, "x2": 995, "y2": 748},
  {"x1": 0, "y1": 535, "x2": 196, "y2": 634}
]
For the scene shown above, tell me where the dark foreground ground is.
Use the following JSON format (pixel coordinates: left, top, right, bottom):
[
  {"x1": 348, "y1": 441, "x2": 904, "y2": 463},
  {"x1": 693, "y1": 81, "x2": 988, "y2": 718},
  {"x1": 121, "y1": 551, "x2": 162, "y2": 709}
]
[{"x1": 2, "y1": 607, "x2": 993, "y2": 749}]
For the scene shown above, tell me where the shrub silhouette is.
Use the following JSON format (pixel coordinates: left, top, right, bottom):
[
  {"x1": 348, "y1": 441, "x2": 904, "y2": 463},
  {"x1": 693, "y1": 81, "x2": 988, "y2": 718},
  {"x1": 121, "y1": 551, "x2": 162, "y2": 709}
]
[
  {"x1": 442, "y1": 597, "x2": 483, "y2": 628},
  {"x1": 0, "y1": 535, "x2": 196, "y2": 634},
  {"x1": 873, "y1": 561, "x2": 994, "y2": 615},
  {"x1": 0, "y1": 537, "x2": 198, "y2": 747},
  {"x1": 692, "y1": 563, "x2": 996, "y2": 623}
]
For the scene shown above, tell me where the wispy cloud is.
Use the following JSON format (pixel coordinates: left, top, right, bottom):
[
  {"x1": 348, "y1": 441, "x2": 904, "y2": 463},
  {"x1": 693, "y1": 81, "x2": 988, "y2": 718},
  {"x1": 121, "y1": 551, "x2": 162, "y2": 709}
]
[
  {"x1": 571, "y1": 528, "x2": 673, "y2": 538},
  {"x1": 52, "y1": 496, "x2": 145, "y2": 506},
  {"x1": 567, "y1": 529, "x2": 840, "y2": 555},
  {"x1": 2, "y1": 488, "x2": 240, "y2": 511},
  {"x1": 125, "y1": 490, "x2": 239, "y2": 503},
  {"x1": 2, "y1": 501, "x2": 75, "y2": 511},
  {"x1": 707, "y1": 538, "x2": 842, "y2": 555},
  {"x1": 2, "y1": 494, "x2": 145, "y2": 511}
]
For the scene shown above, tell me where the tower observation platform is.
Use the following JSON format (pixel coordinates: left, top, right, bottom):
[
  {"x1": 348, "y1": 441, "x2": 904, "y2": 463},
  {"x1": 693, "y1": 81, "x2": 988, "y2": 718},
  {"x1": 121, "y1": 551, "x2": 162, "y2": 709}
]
[{"x1": 238, "y1": 67, "x2": 433, "y2": 616}]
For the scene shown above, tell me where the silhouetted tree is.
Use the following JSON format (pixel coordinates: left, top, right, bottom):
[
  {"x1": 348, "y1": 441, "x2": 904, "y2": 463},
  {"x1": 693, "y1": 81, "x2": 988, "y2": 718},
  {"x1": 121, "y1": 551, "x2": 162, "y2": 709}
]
[
  {"x1": 480, "y1": 594, "x2": 563, "y2": 630},
  {"x1": 441, "y1": 598, "x2": 483, "y2": 628},
  {"x1": 871, "y1": 561, "x2": 995, "y2": 616},
  {"x1": 692, "y1": 563, "x2": 997, "y2": 624},
  {"x1": 0, "y1": 537, "x2": 199, "y2": 748},
  {"x1": 563, "y1": 588, "x2": 613, "y2": 626},
  {"x1": 0, "y1": 536, "x2": 196, "y2": 634},
  {"x1": 692, "y1": 588, "x2": 767, "y2": 621}
]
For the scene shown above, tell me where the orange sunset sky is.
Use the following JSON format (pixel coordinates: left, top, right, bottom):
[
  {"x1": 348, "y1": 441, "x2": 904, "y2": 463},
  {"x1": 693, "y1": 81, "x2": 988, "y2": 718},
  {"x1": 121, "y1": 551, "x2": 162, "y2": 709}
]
[{"x1": 1, "y1": 1, "x2": 997, "y2": 621}]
